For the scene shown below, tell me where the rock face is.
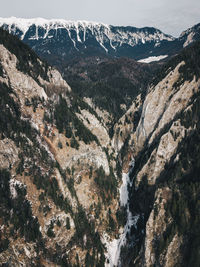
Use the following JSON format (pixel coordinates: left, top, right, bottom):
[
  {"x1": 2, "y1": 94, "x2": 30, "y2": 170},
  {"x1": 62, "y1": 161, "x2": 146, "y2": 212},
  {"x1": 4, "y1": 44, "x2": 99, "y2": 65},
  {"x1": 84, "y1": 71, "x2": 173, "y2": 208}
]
[
  {"x1": 0, "y1": 138, "x2": 19, "y2": 169},
  {"x1": 180, "y1": 23, "x2": 200, "y2": 48},
  {"x1": 117, "y1": 41, "x2": 200, "y2": 267},
  {"x1": 0, "y1": 28, "x2": 120, "y2": 266}
]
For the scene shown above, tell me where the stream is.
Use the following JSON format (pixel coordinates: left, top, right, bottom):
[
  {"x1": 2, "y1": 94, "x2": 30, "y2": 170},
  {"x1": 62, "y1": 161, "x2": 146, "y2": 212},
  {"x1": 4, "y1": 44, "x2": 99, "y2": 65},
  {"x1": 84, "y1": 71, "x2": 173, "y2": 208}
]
[{"x1": 104, "y1": 158, "x2": 139, "y2": 266}]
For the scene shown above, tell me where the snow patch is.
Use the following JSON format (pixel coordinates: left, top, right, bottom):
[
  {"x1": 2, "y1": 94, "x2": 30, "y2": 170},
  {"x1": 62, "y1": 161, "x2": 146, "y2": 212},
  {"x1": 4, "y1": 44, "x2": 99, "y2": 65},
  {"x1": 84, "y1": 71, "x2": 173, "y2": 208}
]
[
  {"x1": 103, "y1": 158, "x2": 140, "y2": 266},
  {"x1": 119, "y1": 173, "x2": 130, "y2": 206},
  {"x1": 138, "y1": 55, "x2": 168, "y2": 63},
  {"x1": 10, "y1": 178, "x2": 24, "y2": 199}
]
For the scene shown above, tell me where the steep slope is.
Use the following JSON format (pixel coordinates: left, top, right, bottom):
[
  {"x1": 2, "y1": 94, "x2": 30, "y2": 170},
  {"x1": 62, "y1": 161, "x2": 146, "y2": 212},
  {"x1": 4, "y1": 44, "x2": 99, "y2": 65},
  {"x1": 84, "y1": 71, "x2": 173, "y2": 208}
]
[
  {"x1": 179, "y1": 23, "x2": 200, "y2": 48},
  {"x1": 0, "y1": 18, "x2": 161, "y2": 128},
  {"x1": 0, "y1": 28, "x2": 123, "y2": 266},
  {"x1": 114, "y1": 41, "x2": 200, "y2": 266}
]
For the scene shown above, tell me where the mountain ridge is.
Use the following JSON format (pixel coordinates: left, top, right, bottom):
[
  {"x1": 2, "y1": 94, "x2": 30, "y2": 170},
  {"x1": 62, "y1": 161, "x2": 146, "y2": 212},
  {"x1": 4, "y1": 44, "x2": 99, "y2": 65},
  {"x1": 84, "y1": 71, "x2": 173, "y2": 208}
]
[
  {"x1": 1, "y1": 17, "x2": 199, "y2": 66},
  {"x1": 0, "y1": 16, "x2": 176, "y2": 62},
  {"x1": 0, "y1": 16, "x2": 174, "y2": 40}
]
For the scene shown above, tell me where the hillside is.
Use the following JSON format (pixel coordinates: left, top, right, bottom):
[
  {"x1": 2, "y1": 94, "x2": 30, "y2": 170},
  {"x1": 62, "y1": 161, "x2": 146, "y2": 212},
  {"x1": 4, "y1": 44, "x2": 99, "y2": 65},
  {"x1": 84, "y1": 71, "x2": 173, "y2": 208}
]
[
  {"x1": 60, "y1": 56, "x2": 156, "y2": 127},
  {"x1": 0, "y1": 28, "x2": 123, "y2": 266},
  {"x1": 112, "y1": 41, "x2": 200, "y2": 266}
]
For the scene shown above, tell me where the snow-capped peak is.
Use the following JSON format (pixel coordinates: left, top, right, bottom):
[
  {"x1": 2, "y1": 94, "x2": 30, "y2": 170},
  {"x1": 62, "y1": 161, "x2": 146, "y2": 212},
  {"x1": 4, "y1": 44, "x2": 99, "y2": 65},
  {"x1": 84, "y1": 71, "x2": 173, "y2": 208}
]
[
  {"x1": 0, "y1": 17, "x2": 175, "y2": 57},
  {"x1": 0, "y1": 16, "x2": 109, "y2": 36},
  {"x1": 0, "y1": 17, "x2": 174, "y2": 44}
]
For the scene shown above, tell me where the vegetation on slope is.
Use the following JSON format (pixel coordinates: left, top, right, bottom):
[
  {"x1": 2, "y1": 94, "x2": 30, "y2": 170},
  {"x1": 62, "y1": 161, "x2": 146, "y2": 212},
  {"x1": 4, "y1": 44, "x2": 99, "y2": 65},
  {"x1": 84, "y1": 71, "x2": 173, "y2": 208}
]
[
  {"x1": 0, "y1": 28, "x2": 113, "y2": 266},
  {"x1": 60, "y1": 57, "x2": 155, "y2": 123},
  {"x1": 127, "y1": 42, "x2": 200, "y2": 267},
  {"x1": 152, "y1": 40, "x2": 200, "y2": 87},
  {"x1": 0, "y1": 28, "x2": 49, "y2": 83}
]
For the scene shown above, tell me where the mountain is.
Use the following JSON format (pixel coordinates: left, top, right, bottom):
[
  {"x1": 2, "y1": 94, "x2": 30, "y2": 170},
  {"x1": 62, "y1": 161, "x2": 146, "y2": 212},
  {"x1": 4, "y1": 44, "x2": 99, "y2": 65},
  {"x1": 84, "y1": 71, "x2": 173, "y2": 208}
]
[
  {"x1": 0, "y1": 28, "x2": 122, "y2": 266},
  {"x1": 0, "y1": 18, "x2": 160, "y2": 124},
  {"x1": 111, "y1": 41, "x2": 200, "y2": 266},
  {"x1": 0, "y1": 23, "x2": 200, "y2": 267},
  {"x1": 179, "y1": 23, "x2": 200, "y2": 48},
  {"x1": 1, "y1": 17, "x2": 200, "y2": 67},
  {"x1": 0, "y1": 17, "x2": 175, "y2": 64}
]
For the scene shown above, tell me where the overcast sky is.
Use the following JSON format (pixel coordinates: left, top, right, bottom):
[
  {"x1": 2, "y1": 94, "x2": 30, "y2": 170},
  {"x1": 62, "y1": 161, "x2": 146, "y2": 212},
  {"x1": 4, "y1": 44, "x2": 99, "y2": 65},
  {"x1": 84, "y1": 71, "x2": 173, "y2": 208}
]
[{"x1": 1, "y1": 0, "x2": 200, "y2": 36}]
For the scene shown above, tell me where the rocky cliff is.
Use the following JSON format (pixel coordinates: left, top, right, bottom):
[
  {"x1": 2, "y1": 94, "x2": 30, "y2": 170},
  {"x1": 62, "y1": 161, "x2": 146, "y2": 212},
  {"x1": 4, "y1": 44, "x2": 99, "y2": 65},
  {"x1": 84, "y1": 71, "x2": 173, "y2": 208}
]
[
  {"x1": 0, "y1": 28, "x2": 122, "y2": 266},
  {"x1": 114, "y1": 41, "x2": 200, "y2": 267}
]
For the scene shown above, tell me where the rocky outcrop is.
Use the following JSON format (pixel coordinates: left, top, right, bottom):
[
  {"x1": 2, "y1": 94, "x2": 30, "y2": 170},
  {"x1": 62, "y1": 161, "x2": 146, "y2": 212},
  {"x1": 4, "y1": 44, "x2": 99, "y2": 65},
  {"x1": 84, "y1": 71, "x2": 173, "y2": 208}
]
[{"x1": 0, "y1": 138, "x2": 19, "y2": 169}]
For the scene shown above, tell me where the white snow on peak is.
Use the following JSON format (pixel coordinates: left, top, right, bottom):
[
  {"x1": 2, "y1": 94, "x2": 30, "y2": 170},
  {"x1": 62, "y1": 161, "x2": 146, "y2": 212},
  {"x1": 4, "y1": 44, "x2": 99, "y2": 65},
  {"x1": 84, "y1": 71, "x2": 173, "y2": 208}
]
[
  {"x1": 0, "y1": 16, "x2": 108, "y2": 27},
  {"x1": 0, "y1": 16, "x2": 109, "y2": 35},
  {"x1": 138, "y1": 55, "x2": 168, "y2": 63},
  {"x1": 0, "y1": 17, "x2": 110, "y2": 49}
]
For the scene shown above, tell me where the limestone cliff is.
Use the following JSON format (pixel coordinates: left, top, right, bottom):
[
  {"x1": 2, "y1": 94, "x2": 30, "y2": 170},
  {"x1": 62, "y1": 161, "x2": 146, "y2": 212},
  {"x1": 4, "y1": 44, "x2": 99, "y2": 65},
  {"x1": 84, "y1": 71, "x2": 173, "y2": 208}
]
[
  {"x1": 0, "y1": 28, "x2": 120, "y2": 266},
  {"x1": 118, "y1": 41, "x2": 200, "y2": 267}
]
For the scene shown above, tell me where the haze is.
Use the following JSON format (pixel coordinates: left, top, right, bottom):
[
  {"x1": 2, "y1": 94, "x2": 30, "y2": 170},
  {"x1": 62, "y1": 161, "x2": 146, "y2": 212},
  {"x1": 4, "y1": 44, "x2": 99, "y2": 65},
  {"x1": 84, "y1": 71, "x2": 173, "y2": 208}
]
[{"x1": 1, "y1": 0, "x2": 200, "y2": 36}]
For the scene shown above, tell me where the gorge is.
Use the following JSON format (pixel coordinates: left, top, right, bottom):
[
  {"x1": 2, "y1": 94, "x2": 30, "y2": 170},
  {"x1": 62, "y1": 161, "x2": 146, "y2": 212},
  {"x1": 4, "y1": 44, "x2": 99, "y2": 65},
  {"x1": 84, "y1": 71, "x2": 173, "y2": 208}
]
[{"x1": 0, "y1": 20, "x2": 200, "y2": 267}]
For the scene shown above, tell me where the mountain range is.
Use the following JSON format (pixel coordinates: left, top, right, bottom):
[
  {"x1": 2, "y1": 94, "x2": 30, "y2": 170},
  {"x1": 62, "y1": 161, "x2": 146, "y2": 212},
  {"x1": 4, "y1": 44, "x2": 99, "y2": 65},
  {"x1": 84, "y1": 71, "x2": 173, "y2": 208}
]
[{"x1": 0, "y1": 17, "x2": 200, "y2": 64}]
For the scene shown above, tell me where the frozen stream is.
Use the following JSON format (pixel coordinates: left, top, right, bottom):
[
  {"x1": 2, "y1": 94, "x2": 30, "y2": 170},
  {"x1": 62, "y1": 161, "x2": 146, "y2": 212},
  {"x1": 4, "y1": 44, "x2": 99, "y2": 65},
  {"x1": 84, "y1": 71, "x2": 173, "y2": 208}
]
[{"x1": 103, "y1": 159, "x2": 139, "y2": 267}]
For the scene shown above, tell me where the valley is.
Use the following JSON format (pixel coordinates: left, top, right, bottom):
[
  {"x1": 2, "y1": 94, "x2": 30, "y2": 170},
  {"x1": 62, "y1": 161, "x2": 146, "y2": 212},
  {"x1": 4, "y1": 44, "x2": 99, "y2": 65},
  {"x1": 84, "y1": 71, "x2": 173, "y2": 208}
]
[{"x1": 0, "y1": 18, "x2": 200, "y2": 267}]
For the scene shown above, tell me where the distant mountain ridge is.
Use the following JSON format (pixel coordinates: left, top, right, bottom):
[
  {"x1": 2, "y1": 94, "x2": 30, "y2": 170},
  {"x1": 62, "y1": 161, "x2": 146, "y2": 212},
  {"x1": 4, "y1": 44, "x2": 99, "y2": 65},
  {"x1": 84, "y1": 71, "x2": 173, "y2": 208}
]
[
  {"x1": 0, "y1": 17, "x2": 200, "y2": 64},
  {"x1": 0, "y1": 17, "x2": 175, "y2": 63},
  {"x1": 0, "y1": 17, "x2": 174, "y2": 46}
]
